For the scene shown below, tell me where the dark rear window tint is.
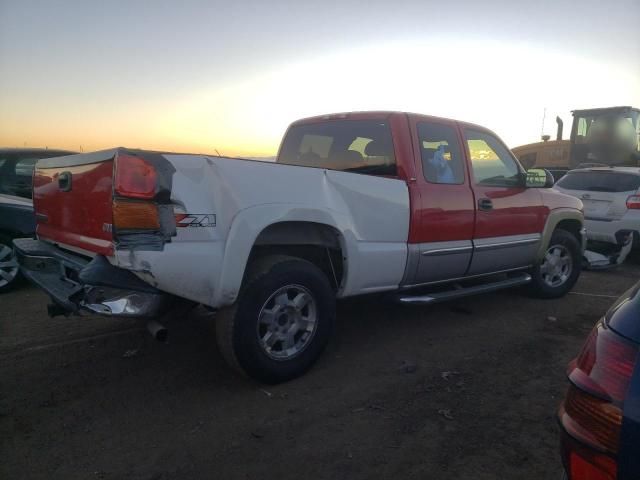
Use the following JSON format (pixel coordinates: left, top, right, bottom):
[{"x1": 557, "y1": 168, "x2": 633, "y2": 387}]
[
  {"x1": 0, "y1": 157, "x2": 39, "y2": 199},
  {"x1": 556, "y1": 171, "x2": 640, "y2": 192},
  {"x1": 0, "y1": 151, "x2": 72, "y2": 199},
  {"x1": 278, "y1": 120, "x2": 396, "y2": 176}
]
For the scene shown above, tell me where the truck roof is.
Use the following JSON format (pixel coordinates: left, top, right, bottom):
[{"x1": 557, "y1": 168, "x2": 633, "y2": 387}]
[{"x1": 290, "y1": 111, "x2": 492, "y2": 132}]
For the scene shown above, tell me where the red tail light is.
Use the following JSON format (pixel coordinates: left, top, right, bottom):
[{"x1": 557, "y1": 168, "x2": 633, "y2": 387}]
[
  {"x1": 560, "y1": 431, "x2": 617, "y2": 480},
  {"x1": 570, "y1": 323, "x2": 637, "y2": 405},
  {"x1": 562, "y1": 386, "x2": 623, "y2": 453},
  {"x1": 114, "y1": 153, "x2": 157, "y2": 199},
  {"x1": 626, "y1": 194, "x2": 640, "y2": 209},
  {"x1": 560, "y1": 321, "x2": 639, "y2": 479}
]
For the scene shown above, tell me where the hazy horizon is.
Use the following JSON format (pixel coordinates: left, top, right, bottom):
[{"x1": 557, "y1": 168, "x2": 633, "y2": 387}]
[{"x1": 1, "y1": 0, "x2": 639, "y2": 156}]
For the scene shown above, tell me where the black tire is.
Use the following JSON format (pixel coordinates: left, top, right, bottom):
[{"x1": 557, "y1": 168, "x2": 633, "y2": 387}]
[
  {"x1": 216, "y1": 255, "x2": 335, "y2": 384},
  {"x1": 528, "y1": 229, "x2": 581, "y2": 299},
  {"x1": 0, "y1": 234, "x2": 21, "y2": 294}
]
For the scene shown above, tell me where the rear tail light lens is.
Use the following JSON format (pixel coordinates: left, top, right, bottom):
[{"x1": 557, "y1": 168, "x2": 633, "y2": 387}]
[
  {"x1": 570, "y1": 323, "x2": 637, "y2": 404},
  {"x1": 626, "y1": 194, "x2": 640, "y2": 209},
  {"x1": 560, "y1": 321, "x2": 639, "y2": 479},
  {"x1": 561, "y1": 385, "x2": 623, "y2": 453},
  {"x1": 113, "y1": 200, "x2": 160, "y2": 230},
  {"x1": 560, "y1": 431, "x2": 617, "y2": 480},
  {"x1": 570, "y1": 323, "x2": 637, "y2": 405},
  {"x1": 114, "y1": 153, "x2": 157, "y2": 199}
]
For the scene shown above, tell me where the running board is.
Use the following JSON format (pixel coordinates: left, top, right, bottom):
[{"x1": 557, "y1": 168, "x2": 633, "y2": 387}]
[{"x1": 396, "y1": 273, "x2": 532, "y2": 305}]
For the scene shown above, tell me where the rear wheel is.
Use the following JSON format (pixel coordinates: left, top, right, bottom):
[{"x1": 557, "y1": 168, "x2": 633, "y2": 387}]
[
  {"x1": 216, "y1": 255, "x2": 335, "y2": 384},
  {"x1": 0, "y1": 235, "x2": 20, "y2": 293},
  {"x1": 528, "y1": 229, "x2": 581, "y2": 298}
]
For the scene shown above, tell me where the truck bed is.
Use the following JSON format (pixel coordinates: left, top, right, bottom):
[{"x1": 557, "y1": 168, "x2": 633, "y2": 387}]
[{"x1": 32, "y1": 149, "x2": 411, "y2": 307}]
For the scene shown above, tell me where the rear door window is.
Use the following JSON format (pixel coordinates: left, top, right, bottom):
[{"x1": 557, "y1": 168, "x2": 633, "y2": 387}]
[
  {"x1": 556, "y1": 171, "x2": 640, "y2": 192},
  {"x1": 417, "y1": 122, "x2": 464, "y2": 184},
  {"x1": 278, "y1": 120, "x2": 396, "y2": 176}
]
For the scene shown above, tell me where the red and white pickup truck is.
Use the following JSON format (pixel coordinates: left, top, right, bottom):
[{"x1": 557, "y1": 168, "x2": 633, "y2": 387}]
[{"x1": 14, "y1": 111, "x2": 585, "y2": 383}]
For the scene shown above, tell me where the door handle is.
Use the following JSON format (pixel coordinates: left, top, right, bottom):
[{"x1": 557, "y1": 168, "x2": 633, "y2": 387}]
[
  {"x1": 58, "y1": 171, "x2": 72, "y2": 192},
  {"x1": 478, "y1": 198, "x2": 493, "y2": 211}
]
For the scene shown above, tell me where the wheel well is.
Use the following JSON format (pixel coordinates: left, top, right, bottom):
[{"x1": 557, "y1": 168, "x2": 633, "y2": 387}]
[
  {"x1": 555, "y1": 219, "x2": 583, "y2": 244},
  {"x1": 248, "y1": 222, "x2": 345, "y2": 290}
]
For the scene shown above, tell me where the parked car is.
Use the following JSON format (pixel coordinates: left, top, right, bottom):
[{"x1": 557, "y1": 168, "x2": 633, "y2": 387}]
[
  {"x1": 0, "y1": 148, "x2": 74, "y2": 292},
  {"x1": 554, "y1": 167, "x2": 640, "y2": 248},
  {"x1": 14, "y1": 112, "x2": 585, "y2": 382},
  {"x1": 558, "y1": 281, "x2": 640, "y2": 480}
]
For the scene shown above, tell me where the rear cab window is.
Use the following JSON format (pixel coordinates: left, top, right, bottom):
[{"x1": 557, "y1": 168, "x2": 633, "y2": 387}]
[
  {"x1": 556, "y1": 171, "x2": 640, "y2": 192},
  {"x1": 278, "y1": 120, "x2": 396, "y2": 176}
]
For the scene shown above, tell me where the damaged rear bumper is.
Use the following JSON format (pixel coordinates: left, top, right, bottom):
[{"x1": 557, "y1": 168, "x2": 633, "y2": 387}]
[{"x1": 13, "y1": 238, "x2": 172, "y2": 317}]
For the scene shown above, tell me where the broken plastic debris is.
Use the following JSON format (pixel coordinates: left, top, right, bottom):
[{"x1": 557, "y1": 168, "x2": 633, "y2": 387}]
[
  {"x1": 441, "y1": 371, "x2": 460, "y2": 381},
  {"x1": 438, "y1": 409, "x2": 454, "y2": 420}
]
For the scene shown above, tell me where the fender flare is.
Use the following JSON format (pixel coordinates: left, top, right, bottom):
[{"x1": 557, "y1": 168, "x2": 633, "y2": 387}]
[
  {"x1": 536, "y1": 208, "x2": 584, "y2": 261},
  {"x1": 212, "y1": 204, "x2": 354, "y2": 307}
]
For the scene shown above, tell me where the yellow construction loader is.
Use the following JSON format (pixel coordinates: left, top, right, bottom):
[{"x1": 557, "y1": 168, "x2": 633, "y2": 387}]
[{"x1": 512, "y1": 106, "x2": 640, "y2": 178}]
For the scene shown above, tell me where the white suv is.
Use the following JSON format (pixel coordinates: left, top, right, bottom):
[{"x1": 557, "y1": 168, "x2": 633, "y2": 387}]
[{"x1": 554, "y1": 167, "x2": 640, "y2": 247}]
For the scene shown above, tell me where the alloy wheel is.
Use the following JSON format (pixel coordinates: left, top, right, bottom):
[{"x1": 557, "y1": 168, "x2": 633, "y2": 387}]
[
  {"x1": 257, "y1": 284, "x2": 318, "y2": 360},
  {"x1": 540, "y1": 244, "x2": 573, "y2": 288},
  {"x1": 0, "y1": 243, "x2": 19, "y2": 289}
]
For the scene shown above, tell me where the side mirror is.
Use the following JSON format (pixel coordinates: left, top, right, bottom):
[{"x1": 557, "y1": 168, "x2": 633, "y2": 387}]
[{"x1": 526, "y1": 168, "x2": 555, "y2": 188}]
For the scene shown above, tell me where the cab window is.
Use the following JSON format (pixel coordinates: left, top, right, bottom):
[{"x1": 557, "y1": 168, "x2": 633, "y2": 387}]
[
  {"x1": 278, "y1": 120, "x2": 396, "y2": 176},
  {"x1": 417, "y1": 122, "x2": 464, "y2": 184},
  {"x1": 464, "y1": 129, "x2": 522, "y2": 187}
]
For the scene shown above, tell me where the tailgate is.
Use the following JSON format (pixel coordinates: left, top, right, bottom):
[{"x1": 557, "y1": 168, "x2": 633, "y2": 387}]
[
  {"x1": 33, "y1": 150, "x2": 117, "y2": 255},
  {"x1": 581, "y1": 192, "x2": 620, "y2": 219}
]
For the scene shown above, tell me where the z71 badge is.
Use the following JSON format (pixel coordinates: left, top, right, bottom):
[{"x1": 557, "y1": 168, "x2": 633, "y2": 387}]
[{"x1": 175, "y1": 214, "x2": 216, "y2": 228}]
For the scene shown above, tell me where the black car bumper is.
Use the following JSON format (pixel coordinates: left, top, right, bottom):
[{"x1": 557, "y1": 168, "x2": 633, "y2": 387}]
[
  {"x1": 0, "y1": 203, "x2": 36, "y2": 237},
  {"x1": 13, "y1": 238, "x2": 172, "y2": 317}
]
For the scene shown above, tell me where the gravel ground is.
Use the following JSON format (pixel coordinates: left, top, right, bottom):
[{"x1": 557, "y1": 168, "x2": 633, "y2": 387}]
[{"x1": 1, "y1": 259, "x2": 639, "y2": 480}]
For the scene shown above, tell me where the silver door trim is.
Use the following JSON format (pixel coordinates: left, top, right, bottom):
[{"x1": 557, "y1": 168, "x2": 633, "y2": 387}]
[
  {"x1": 403, "y1": 240, "x2": 473, "y2": 285},
  {"x1": 421, "y1": 245, "x2": 474, "y2": 256},
  {"x1": 400, "y1": 265, "x2": 531, "y2": 290},
  {"x1": 473, "y1": 233, "x2": 541, "y2": 252},
  {"x1": 468, "y1": 233, "x2": 541, "y2": 275}
]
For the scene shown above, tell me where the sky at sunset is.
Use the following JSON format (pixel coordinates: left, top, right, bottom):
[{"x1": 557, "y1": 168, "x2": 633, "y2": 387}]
[{"x1": 1, "y1": 0, "x2": 639, "y2": 157}]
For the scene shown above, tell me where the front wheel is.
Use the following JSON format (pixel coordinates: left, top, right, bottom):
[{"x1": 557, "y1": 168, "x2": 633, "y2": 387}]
[
  {"x1": 528, "y1": 229, "x2": 581, "y2": 298},
  {"x1": 216, "y1": 255, "x2": 335, "y2": 384}
]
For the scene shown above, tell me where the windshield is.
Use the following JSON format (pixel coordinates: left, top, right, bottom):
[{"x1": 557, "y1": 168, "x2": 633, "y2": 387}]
[
  {"x1": 572, "y1": 111, "x2": 640, "y2": 166},
  {"x1": 574, "y1": 111, "x2": 639, "y2": 149}
]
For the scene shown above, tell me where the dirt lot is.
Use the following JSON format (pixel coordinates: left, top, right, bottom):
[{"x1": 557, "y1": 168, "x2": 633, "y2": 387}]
[{"x1": 1, "y1": 260, "x2": 639, "y2": 480}]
